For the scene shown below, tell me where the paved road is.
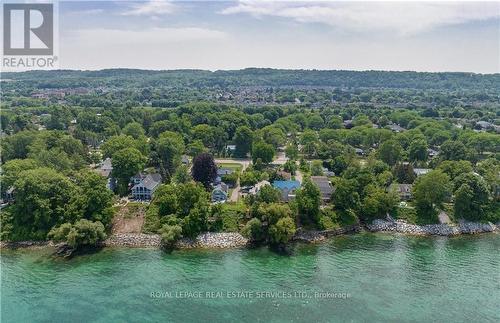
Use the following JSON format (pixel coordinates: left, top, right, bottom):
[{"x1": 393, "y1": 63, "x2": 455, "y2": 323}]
[
  {"x1": 295, "y1": 169, "x2": 303, "y2": 183},
  {"x1": 273, "y1": 151, "x2": 287, "y2": 165}
]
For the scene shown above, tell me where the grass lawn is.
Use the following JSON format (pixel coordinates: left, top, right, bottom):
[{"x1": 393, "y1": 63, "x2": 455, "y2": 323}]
[{"x1": 217, "y1": 163, "x2": 242, "y2": 172}]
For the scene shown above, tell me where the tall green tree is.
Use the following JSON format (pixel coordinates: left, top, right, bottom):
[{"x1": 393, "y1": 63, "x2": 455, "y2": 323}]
[
  {"x1": 295, "y1": 178, "x2": 321, "y2": 225},
  {"x1": 252, "y1": 141, "x2": 275, "y2": 164},
  {"x1": 12, "y1": 168, "x2": 79, "y2": 240},
  {"x1": 233, "y1": 126, "x2": 253, "y2": 158},
  {"x1": 122, "y1": 122, "x2": 145, "y2": 139},
  {"x1": 155, "y1": 131, "x2": 185, "y2": 181},
  {"x1": 453, "y1": 173, "x2": 491, "y2": 221},
  {"x1": 112, "y1": 148, "x2": 147, "y2": 195},
  {"x1": 408, "y1": 139, "x2": 428, "y2": 162},
  {"x1": 377, "y1": 140, "x2": 403, "y2": 166},
  {"x1": 413, "y1": 170, "x2": 451, "y2": 220}
]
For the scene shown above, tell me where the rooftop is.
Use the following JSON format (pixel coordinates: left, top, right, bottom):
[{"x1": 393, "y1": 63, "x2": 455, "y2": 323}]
[
  {"x1": 272, "y1": 180, "x2": 301, "y2": 190},
  {"x1": 133, "y1": 173, "x2": 162, "y2": 191}
]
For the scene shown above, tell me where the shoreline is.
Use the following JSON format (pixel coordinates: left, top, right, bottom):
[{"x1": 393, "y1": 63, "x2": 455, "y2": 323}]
[{"x1": 1, "y1": 220, "x2": 498, "y2": 250}]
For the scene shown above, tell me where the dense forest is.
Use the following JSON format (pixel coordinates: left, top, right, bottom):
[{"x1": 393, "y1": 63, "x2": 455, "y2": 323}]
[{"x1": 1, "y1": 69, "x2": 499, "y2": 251}]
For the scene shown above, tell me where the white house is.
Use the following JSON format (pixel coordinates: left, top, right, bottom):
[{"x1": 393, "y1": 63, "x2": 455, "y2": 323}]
[
  {"x1": 212, "y1": 183, "x2": 229, "y2": 203},
  {"x1": 131, "y1": 173, "x2": 162, "y2": 200}
]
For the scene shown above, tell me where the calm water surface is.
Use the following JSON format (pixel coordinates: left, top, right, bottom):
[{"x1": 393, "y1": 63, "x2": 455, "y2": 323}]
[{"x1": 1, "y1": 233, "x2": 499, "y2": 322}]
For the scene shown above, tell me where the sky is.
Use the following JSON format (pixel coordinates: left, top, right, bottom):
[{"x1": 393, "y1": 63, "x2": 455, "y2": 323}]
[{"x1": 22, "y1": 1, "x2": 500, "y2": 72}]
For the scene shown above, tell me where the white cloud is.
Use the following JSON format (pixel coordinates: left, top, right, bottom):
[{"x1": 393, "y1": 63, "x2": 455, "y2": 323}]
[
  {"x1": 121, "y1": 0, "x2": 177, "y2": 16},
  {"x1": 220, "y1": 1, "x2": 500, "y2": 35}
]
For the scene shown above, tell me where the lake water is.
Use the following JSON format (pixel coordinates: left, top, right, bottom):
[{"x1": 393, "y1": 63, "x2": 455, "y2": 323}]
[{"x1": 1, "y1": 233, "x2": 499, "y2": 322}]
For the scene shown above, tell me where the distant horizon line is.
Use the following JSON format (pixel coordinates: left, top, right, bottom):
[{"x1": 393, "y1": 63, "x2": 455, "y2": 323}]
[{"x1": 3, "y1": 67, "x2": 499, "y2": 75}]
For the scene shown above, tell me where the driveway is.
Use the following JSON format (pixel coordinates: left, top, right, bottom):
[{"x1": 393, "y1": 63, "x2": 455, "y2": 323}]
[
  {"x1": 215, "y1": 158, "x2": 251, "y2": 202},
  {"x1": 273, "y1": 151, "x2": 287, "y2": 165}
]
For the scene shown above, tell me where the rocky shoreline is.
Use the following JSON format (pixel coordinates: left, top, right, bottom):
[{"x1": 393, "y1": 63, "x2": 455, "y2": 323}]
[
  {"x1": 104, "y1": 232, "x2": 249, "y2": 248},
  {"x1": 293, "y1": 224, "x2": 362, "y2": 243},
  {"x1": 367, "y1": 219, "x2": 499, "y2": 236},
  {"x1": 103, "y1": 232, "x2": 249, "y2": 249},
  {"x1": 1, "y1": 220, "x2": 498, "y2": 250}
]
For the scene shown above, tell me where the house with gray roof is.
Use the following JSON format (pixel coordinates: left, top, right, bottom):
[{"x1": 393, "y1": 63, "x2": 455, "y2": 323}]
[
  {"x1": 131, "y1": 173, "x2": 162, "y2": 200},
  {"x1": 97, "y1": 157, "x2": 115, "y2": 190},
  {"x1": 392, "y1": 184, "x2": 413, "y2": 201},
  {"x1": 212, "y1": 183, "x2": 229, "y2": 203},
  {"x1": 388, "y1": 124, "x2": 406, "y2": 133},
  {"x1": 311, "y1": 176, "x2": 333, "y2": 203}
]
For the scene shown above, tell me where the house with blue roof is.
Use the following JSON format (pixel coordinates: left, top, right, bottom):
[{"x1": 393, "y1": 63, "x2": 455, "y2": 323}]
[{"x1": 272, "y1": 180, "x2": 301, "y2": 202}]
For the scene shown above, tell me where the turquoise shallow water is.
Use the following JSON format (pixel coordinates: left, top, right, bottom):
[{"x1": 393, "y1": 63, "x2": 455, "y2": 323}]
[{"x1": 1, "y1": 233, "x2": 499, "y2": 322}]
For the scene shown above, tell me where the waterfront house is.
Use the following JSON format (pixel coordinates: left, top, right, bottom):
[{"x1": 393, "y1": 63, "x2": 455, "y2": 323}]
[
  {"x1": 310, "y1": 176, "x2": 333, "y2": 203},
  {"x1": 131, "y1": 173, "x2": 162, "y2": 200},
  {"x1": 212, "y1": 183, "x2": 229, "y2": 203},
  {"x1": 272, "y1": 180, "x2": 301, "y2": 202},
  {"x1": 392, "y1": 184, "x2": 413, "y2": 201}
]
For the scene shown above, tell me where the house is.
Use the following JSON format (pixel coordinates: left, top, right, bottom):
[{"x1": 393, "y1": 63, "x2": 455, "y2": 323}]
[
  {"x1": 130, "y1": 172, "x2": 147, "y2": 186},
  {"x1": 388, "y1": 124, "x2": 406, "y2": 132},
  {"x1": 217, "y1": 168, "x2": 234, "y2": 176},
  {"x1": 2, "y1": 187, "x2": 15, "y2": 202},
  {"x1": 226, "y1": 145, "x2": 236, "y2": 152},
  {"x1": 248, "y1": 180, "x2": 271, "y2": 195},
  {"x1": 276, "y1": 170, "x2": 292, "y2": 181},
  {"x1": 215, "y1": 168, "x2": 234, "y2": 184},
  {"x1": 212, "y1": 183, "x2": 229, "y2": 203},
  {"x1": 97, "y1": 157, "x2": 115, "y2": 190},
  {"x1": 322, "y1": 168, "x2": 335, "y2": 177},
  {"x1": 354, "y1": 148, "x2": 364, "y2": 156},
  {"x1": 131, "y1": 173, "x2": 162, "y2": 200},
  {"x1": 272, "y1": 180, "x2": 301, "y2": 202},
  {"x1": 427, "y1": 148, "x2": 439, "y2": 158},
  {"x1": 31, "y1": 93, "x2": 49, "y2": 99},
  {"x1": 343, "y1": 119, "x2": 354, "y2": 129},
  {"x1": 476, "y1": 121, "x2": 493, "y2": 131},
  {"x1": 99, "y1": 157, "x2": 113, "y2": 177},
  {"x1": 392, "y1": 184, "x2": 413, "y2": 201},
  {"x1": 413, "y1": 168, "x2": 430, "y2": 177},
  {"x1": 181, "y1": 155, "x2": 190, "y2": 166},
  {"x1": 310, "y1": 176, "x2": 333, "y2": 203}
]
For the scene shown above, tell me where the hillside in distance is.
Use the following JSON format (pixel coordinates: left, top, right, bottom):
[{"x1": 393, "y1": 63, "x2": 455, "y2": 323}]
[{"x1": 2, "y1": 68, "x2": 500, "y2": 92}]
